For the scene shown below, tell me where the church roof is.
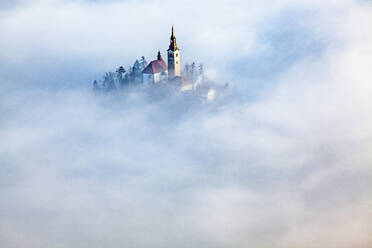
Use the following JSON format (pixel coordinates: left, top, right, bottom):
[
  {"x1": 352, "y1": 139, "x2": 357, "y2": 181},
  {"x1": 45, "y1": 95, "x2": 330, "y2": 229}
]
[{"x1": 142, "y1": 58, "x2": 167, "y2": 74}]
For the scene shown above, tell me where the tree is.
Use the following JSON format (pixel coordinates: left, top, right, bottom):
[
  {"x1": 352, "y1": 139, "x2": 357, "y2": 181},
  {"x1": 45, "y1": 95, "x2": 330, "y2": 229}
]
[
  {"x1": 123, "y1": 73, "x2": 129, "y2": 85},
  {"x1": 132, "y1": 60, "x2": 142, "y2": 84},
  {"x1": 140, "y1": 56, "x2": 147, "y2": 70},
  {"x1": 184, "y1": 64, "x2": 190, "y2": 80},
  {"x1": 198, "y1": 64, "x2": 204, "y2": 77},
  {"x1": 190, "y1": 62, "x2": 196, "y2": 81},
  {"x1": 116, "y1": 66, "x2": 126, "y2": 86},
  {"x1": 93, "y1": 80, "x2": 99, "y2": 90},
  {"x1": 116, "y1": 66, "x2": 126, "y2": 76},
  {"x1": 103, "y1": 72, "x2": 116, "y2": 91}
]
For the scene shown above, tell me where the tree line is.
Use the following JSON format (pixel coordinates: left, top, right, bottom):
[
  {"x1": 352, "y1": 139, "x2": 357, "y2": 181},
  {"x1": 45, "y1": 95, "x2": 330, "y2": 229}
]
[{"x1": 93, "y1": 56, "x2": 204, "y2": 91}]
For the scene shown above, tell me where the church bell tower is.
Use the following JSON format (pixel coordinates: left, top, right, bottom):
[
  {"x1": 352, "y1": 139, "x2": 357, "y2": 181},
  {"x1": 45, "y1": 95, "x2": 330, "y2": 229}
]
[{"x1": 167, "y1": 26, "x2": 181, "y2": 79}]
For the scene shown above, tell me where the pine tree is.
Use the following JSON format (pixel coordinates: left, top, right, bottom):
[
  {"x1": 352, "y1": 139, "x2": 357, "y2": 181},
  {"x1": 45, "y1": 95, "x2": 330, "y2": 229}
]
[
  {"x1": 103, "y1": 72, "x2": 116, "y2": 91},
  {"x1": 128, "y1": 66, "x2": 134, "y2": 83},
  {"x1": 140, "y1": 56, "x2": 147, "y2": 70},
  {"x1": 184, "y1": 64, "x2": 190, "y2": 80},
  {"x1": 132, "y1": 60, "x2": 142, "y2": 83},
  {"x1": 190, "y1": 62, "x2": 196, "y2": 82},
  {"x1": 93, "y1": 80, "x2": 99, "y2": 90},
  {"x1": 116, "y1": 66, "x2": 126, "y2": 86},
  {"x1": 116, "y1": 66, "x2": 126, "y2": 76},
  {"x1": 198, "y1": 64, "x2": 204, "y2": 77},
  {"x1": 124, "y1": 73, "x2": 129, "y2": 85}
]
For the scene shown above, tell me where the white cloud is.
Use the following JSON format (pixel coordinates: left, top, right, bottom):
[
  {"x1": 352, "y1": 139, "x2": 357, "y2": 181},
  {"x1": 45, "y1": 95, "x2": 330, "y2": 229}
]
[{"x1": 0, "y1": 0, "x2": 371, "y2": 248}]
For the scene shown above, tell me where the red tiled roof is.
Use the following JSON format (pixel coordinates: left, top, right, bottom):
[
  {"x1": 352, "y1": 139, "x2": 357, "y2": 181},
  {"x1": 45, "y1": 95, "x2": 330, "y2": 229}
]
[{"x1": 142, "y1": 59, "x2": 167, "y2": 74}]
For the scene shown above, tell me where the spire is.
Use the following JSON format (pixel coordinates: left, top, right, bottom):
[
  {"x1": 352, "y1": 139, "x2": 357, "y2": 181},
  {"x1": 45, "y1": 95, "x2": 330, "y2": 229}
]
[
  {"x1": 157, "y1": 50, "x2": 162, "y2": 60},
  {"x1": 168, "y1": 25, "x2": 179, "y2": 51},
  {"x1": 171, "y1": 25, "x2": 175, "y2": 39}
]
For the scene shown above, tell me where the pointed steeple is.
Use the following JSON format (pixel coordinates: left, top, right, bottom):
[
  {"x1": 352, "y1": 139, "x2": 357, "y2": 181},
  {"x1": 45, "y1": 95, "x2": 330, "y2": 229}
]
[
  {"x1": 168, "y1": 25, "x2": 179, "y2": 51},
  {"x1": 171, "y1": 25, "x2": 175, "y2": 39},
  {"x1": 167, "y1": 25, "x2": 181, "y2": 79}
]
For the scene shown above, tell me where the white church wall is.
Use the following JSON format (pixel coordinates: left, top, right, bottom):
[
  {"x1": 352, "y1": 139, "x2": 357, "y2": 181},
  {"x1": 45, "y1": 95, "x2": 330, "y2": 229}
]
[
  {"x1": 153, "y1": 73, "x2": 161, "y2": 83},
  {"x1": 142, "y1": 70, "x2": 167, "y2": 84}
]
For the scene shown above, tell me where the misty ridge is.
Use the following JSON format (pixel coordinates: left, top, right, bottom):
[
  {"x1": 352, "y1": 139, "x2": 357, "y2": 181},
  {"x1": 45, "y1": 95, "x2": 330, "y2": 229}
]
[
  {"x1": 92, "y1": 27, "x2": 229, "y2": 105},
  {"x1": 94, "y1": 57, "x2": 205, "y2": 90},
  {"x1": 92, "y1": 56, "x2": 228, "y2": 106}
]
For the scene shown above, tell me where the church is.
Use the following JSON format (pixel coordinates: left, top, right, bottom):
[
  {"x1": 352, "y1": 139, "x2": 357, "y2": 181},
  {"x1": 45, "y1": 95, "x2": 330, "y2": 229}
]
[
  {"x1": 93, "y1": 25, "x2": 215, "y2": 98},
  {"x1": 142, "y1": 26, "x2": 190, "y2": 90}
]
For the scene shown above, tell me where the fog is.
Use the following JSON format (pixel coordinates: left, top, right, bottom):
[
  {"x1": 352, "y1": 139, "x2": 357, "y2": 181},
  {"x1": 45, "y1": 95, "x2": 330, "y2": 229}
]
[{"x1": 0, "y1": 0, "x2": 371, "y2": 248}]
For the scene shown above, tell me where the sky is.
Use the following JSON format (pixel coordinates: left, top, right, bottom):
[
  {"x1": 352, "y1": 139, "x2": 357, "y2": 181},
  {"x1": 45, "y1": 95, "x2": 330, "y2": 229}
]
[{"x1": 0, "y1": 0, "x2": 372, "y2": 248}]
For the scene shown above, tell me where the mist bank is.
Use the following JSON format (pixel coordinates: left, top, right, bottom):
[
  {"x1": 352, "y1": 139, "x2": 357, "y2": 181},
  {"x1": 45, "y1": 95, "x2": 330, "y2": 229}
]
[
  {"x1": 0, "y1": 0, "x2": 372, "y2": 247},
  {"x1": 1, "y1": 42, "x2": 371, "y2": 247}
]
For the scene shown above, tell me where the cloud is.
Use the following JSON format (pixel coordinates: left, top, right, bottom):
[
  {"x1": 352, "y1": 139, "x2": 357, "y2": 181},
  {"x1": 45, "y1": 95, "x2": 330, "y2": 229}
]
[
  {"x1": 0, "y1": 0, "x2": 354, "y2": 87},
  {"x1": 0, "y1": 0, "x2": 371, "y2": 248}
]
